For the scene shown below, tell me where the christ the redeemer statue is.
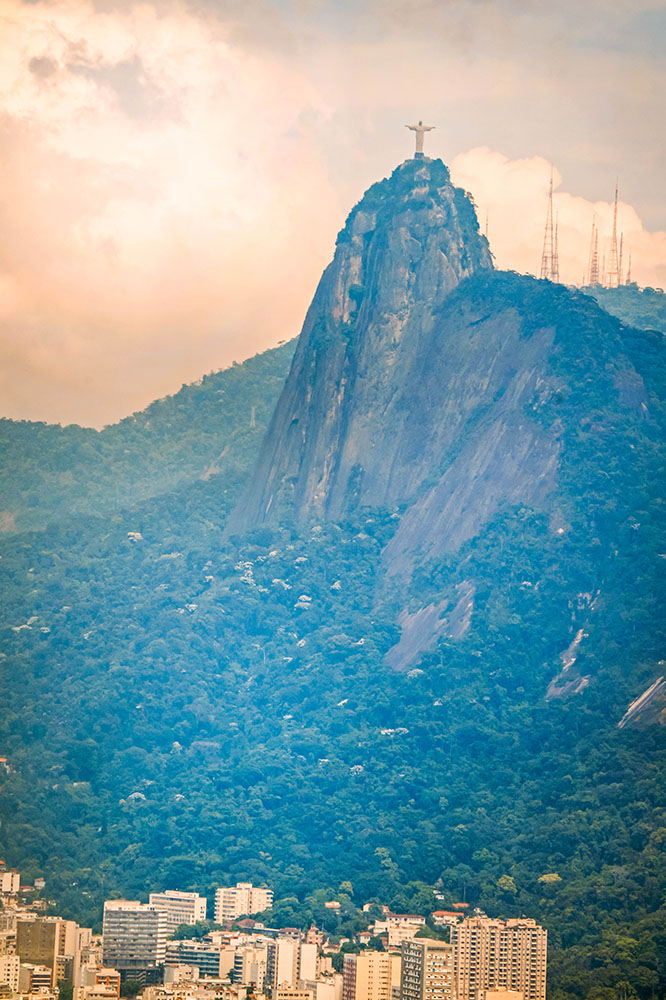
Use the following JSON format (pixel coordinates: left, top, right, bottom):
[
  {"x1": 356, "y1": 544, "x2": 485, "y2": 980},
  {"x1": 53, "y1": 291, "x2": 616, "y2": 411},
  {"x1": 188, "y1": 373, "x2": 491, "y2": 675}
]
[{"x1": 406, "y1": 120, "x2": 435, "y2": 158}]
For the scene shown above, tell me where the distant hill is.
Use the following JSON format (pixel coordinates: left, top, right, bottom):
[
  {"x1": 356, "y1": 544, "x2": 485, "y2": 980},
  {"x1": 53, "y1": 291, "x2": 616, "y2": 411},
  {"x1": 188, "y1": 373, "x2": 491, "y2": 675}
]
[
  {"x1": 581, "y1": 283, "x2": 666, "y2": 334},
  {"x1": 0, "y1": 342, "x2": 295, "y2": 533}
]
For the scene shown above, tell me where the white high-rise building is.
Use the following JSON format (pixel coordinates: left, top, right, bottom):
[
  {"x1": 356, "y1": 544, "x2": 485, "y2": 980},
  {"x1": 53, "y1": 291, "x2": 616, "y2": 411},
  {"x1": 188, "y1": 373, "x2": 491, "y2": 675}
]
[
  {"x1": 450, "y1": 915, "x2": 547, "y2": 1000},
  {"x1": 102, "y1": 901, "x2": 168, "y2": 974},
  {"x1": 214, "y1": 883, "x2": 273, "y2": 922},
  {"x1": 299, "y1": 943, "x2": 318, "y2": 983},
  {"x1": 266, "y1": 939, "x2": 298, "y2": 989},
  {"x1": 148, "y1": 891, "x2": 207, "y2": 933}
]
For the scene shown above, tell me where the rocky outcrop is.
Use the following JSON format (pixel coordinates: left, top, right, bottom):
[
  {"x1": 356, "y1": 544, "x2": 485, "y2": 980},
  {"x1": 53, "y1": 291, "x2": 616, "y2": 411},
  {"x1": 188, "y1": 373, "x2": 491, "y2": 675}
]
[{"x1": 227, "y1": 157, "x2": 492, "y2": 530}]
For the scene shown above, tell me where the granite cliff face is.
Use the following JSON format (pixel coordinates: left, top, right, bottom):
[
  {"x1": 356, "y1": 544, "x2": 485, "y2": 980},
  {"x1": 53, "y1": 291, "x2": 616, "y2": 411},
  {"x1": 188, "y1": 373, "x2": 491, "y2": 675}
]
[
  {"x1": 229, "y1": 157, "x2": 662, "y2": 669},
  {"x1": 228, "y1": 157, "x2": 493, "y2": 529}
]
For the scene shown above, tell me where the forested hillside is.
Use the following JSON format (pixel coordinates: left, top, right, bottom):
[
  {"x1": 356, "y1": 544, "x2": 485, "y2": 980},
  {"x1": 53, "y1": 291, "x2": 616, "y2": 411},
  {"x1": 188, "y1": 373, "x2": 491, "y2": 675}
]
[
  {"x1": 0, "y1": 341, "x2": 295, "y2": 533},
  {"x1": 2, "y1": 275, "x2": 665, "y2": 1000}
]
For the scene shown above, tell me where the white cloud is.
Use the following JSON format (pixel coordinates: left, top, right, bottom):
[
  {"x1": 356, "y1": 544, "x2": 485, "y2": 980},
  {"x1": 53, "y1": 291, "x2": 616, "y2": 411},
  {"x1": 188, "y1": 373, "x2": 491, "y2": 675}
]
[
  {"x1": 0, "y1": 0, "x2": 341, "y2": 425},
  {"x1": 451, "y1": 148, "x2": 666, "y2": 289}
]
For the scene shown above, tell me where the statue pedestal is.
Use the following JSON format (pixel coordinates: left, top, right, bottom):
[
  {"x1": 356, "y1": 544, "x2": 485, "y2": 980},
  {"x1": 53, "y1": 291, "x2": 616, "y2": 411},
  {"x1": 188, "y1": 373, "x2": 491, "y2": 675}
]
[{"x1": 414, "y1": 151, "x2": 424, "y2": 159}]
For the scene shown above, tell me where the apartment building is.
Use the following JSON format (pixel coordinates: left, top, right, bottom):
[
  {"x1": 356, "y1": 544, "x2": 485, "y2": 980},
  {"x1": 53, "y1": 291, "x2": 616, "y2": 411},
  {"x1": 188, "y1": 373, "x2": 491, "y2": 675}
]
[
  {"x1": 165, "y1": 939, "x2": 229, "y2": 978},
  {"x1": 450, "y1": 915, "x2": 546, "y2": 1000},
  {"x1": 266, "y1": 939, "x2": 298, "y2": 990},
  {"x1": 0, "y1": 954, "x2": 20, "y2": 993},
  {"x1": 102, "y1": 901, "x2": 168, "y2": 975},
  {"x1": 299, "y1": 943, "x2": 318, "y2": 983},
  {"x1": 214, "y1": 884, "x2": 273, "y2": 922},
  {"x1": 16, "y1": 916, "x2": 78, "y2": 986},
  {"x1": 19, "y1": 963, "x2": 54, "y2": 992},
  {"x1": 342, "y1": 951, "x2": 401, "y2": 1000},
  {"x1": 400, "y1": 939, "x2": 454, "y2": 1000},
  {"x1": 148, "y1": 892, "x2": 207, "y2": 934},
  {"x1": 0, "y1": 870, "x2": 19, "y2": 895},
  {"x1": 233, "y1": 942, "x2": 268, "y2": 989}
]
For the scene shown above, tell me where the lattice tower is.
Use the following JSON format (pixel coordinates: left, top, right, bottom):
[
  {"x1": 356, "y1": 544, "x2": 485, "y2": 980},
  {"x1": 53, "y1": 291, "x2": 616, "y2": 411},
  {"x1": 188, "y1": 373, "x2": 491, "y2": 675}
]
[
  {"x1": 539, "y1": 171, "x2": 559, "y2": 281},
  {"x1": 587, "y1": 215, "x2": 600, "y2": 285},
  {"x1": 606, "y1": 182, "x2": 621, "y2": 288}
]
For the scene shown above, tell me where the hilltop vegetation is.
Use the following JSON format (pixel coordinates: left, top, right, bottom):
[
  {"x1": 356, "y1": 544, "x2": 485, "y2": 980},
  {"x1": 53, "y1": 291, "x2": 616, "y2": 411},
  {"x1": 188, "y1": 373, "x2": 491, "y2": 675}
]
[{"x1": 582, "y1": 283, "x2": 666, "y2": 334}]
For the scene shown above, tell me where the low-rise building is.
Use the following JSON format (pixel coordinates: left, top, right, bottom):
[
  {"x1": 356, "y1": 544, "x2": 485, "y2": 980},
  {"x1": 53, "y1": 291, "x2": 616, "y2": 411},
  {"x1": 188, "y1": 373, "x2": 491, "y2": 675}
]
[
  {"x1": 303, "y1": 977, "x2": 342, "y2": 1000},
  {"x1": 274, "y1": 988, "x2": 312, "y2": 1000},
  {"x1": 430, "y1": 914, "x2": 461, "y2": 929},
  {"x1": 372, "y1": 917, "x2": 425, "y2": 946},
  {"x1": 19, "y1": 963, "x2": 54, "y2": 992},
  {"x1": 75, "y1": 967, "x2": 122, "y2": 1000}
]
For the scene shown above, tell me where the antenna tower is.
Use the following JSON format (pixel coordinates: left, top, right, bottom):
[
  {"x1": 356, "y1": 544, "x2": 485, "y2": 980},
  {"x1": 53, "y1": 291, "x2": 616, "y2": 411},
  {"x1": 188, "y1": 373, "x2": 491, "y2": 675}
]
[
  {"x1": 540, "y1": 171, "x2": 559, "y2": 281},
  {"x1": 587, "y1": 215, "x2": 600, "y2": 285},
  {"x1": 626, "y1": 252, "x2": 632, "y2": 285},
  {"x1": 606, "y1": 181, "x2": 621, "y2": 288}
]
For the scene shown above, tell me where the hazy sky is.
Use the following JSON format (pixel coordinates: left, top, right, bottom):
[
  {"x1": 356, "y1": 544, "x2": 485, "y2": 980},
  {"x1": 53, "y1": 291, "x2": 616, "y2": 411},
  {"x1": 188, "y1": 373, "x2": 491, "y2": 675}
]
[{"x1": 1, "y1": 0, "x2": 665, "y2": 427}]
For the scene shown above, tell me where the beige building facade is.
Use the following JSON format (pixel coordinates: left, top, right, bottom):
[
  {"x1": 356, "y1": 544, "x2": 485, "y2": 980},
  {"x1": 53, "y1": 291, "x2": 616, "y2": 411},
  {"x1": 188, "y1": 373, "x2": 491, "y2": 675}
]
[
  {"x1": 342, "y1": 951, "x2": 402, "y2": 1000},
  {"x1": 0, "y1": 954, "x2": 20, "y2": 992},
  {"x1": 451, "y1": 916, "x2": 546, "y2": 1000}
]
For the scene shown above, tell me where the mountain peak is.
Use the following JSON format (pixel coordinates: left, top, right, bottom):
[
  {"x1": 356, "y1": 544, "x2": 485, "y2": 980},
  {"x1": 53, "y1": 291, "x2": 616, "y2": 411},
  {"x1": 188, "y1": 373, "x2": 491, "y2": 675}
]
[{"x1": 228, "y1": 158, "x2": 492, "y2": 532}]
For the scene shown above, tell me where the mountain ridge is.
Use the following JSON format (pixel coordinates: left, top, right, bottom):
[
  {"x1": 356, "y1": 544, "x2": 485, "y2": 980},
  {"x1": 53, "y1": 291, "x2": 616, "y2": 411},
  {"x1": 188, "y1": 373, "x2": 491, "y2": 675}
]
[{"x1": 0, "y1": 341, "x2": 296, "y2": 533}]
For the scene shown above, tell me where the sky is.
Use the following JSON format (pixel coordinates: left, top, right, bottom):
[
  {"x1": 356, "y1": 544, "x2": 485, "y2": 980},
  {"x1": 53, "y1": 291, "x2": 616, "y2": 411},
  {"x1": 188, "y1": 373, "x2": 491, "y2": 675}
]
[{"x1": 1, "y1": 0, "x2": 665, "y2": 427}]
